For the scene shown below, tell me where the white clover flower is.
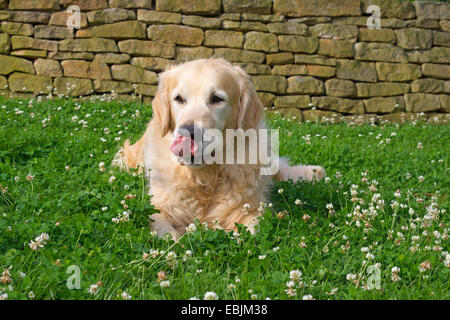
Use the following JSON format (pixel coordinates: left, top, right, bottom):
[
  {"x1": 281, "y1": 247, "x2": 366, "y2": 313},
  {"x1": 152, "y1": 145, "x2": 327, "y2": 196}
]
[
  {"x1": 142, "y1": 252, "x2": 151, "y2": 261},
  {"x1": 444, "y1": 254, "x2": 450, "y2": 268},
  {"x1": 418, "y1": 260, "x2": 431, "y2": 273},
  {"x1": 28, "y1": 233, "x2": 49, "y2": 251},
  {"x1": 166, "y1": 251, "x2": 177, "y2": 260},
  {"x1": 36, "y1": 233, "x2": 49, "y2": 243},
  {"x1": 121, "y1": 211, "x2": 130, "y2": 222},
  {"x1": 258, "y1": 255, "x2": 266, "y2": 260},
  {"x1": 1, "y1": 268, "x2": 12, "y2": 284},
  {"x1": 365, "y1": 253, "x2": 375, "y2": 260},
  {"x1": 346, "y1": 273, "x2": 357, "y2": 281},
  {"x1": 286, "y1": 281, "x2": 295, "y2": 289},
  {"x1": 185, "y1": 223, "x2": 197, "y2": 233},
  {"x1": 289, "y1": 270, "x2": 302, "y2": 282},
  {"x1": 285, "y1": 288, "x2": 296, "y2": 297},
  {"x1": 121, "y1": 291, "x2": 132, "y2": 300},
  {"x1": 302, "y1": 294, "x2": 314, "y2": 300},
  {"x1": 294, "y1": 199, "x2": 303, "y2": 205},
  {"x1": 88, "y1": 284, "x2": 99, "y2": 295},
  {"x1": 327, "y1": 288, "x2": 338, "y2": 295},
  {"x1": 278, "y1": 189, "x2": 283, "y2": 194},
  {"x1": 160, "y1": 280, "x2": 170, "y2": 288},
  {"x1": 203, "y1": 291, "x2": 218, "y2": 300},
  {"x1": 391, "y1": 267, "x2": 401, "y2": 282}
]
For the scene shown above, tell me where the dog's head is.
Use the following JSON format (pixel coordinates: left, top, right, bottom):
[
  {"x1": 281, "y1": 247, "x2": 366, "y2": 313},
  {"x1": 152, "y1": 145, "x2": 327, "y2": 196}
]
[{"x1": 151, "y1": 59, "x2": 264, "y2": 166}]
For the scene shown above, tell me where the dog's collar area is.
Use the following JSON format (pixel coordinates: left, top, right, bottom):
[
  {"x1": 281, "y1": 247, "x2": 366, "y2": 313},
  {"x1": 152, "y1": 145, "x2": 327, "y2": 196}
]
[{"x1": 177, "y1": 156, "x2": 204, "y2": 167}]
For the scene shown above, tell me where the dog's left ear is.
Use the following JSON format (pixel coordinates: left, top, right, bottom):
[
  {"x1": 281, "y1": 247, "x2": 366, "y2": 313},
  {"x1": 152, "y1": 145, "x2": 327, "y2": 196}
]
[{"x1": 234, "y1": 66, "x2": 264, "y2": 130}]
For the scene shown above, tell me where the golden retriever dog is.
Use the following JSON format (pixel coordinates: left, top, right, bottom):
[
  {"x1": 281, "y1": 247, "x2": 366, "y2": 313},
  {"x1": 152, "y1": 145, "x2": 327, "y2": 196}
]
[{"x1": 113, "y1": 59, "x2": 325, "y2": 240}]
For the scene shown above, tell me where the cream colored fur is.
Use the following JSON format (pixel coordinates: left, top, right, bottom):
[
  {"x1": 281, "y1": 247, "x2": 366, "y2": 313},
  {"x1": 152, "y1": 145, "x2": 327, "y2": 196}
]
[{"x1": 113, "y1": 59, "x2": 325, "y2": 240}]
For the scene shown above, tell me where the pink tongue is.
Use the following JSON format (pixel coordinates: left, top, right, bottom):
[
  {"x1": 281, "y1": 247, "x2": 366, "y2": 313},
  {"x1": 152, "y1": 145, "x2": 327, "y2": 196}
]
[{"x1": 170, "y1": 134, "x2": 198, "y2": 156}]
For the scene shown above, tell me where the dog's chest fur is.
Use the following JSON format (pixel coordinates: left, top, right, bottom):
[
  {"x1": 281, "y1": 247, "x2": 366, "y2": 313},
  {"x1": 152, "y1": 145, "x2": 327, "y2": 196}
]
[
  {"x1": 143, "y1": 120, "x2": 272, "y2": 232},
  {"x1": 148, "y1": 162, "x2": 271, "y2": 231}
]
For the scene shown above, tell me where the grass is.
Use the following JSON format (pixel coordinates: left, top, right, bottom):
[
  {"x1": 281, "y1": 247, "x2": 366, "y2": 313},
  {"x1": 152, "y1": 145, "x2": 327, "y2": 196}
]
[{"x1": 0, "y1": 96, "x2": 448, "y2": 300}]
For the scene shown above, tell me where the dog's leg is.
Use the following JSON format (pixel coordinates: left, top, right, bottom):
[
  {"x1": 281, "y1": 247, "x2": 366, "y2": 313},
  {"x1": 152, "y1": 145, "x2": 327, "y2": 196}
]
[
  {"x1": 112, "y1": 129, "x2": 149, "y2": 171},
  {"x1": 242, "y1": 216, "x2": 260, "y2": 235},
  {"x1": 150, "y1": 213, "x2": 180, "y2": 241},
  {"x1": 276, "y1": 158, "x2": 326, "y2": 182}
]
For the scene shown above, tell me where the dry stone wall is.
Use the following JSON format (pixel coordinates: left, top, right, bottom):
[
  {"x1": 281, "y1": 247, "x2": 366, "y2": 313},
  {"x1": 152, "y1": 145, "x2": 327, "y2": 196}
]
[{"x1": 0, "y1": 0, "x2": 449, "y2": 124}]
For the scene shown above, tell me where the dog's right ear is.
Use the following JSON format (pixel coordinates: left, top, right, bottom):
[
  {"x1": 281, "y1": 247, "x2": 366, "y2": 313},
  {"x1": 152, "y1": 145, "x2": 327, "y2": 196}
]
[{"x1": 151, "y1": 71, "x2": 172, "y2": 137}]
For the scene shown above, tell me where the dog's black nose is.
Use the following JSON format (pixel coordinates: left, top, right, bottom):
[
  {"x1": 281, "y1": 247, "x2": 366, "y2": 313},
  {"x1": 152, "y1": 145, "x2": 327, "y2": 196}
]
[{"x1": 178, "y1": 124, "x2": 195, "y2": 138}]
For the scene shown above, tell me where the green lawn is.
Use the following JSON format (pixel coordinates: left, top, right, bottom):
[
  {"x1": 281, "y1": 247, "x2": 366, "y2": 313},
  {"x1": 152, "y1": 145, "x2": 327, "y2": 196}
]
[{"x1": 0, "y1": 97, "x2": 448, "y2": 300}]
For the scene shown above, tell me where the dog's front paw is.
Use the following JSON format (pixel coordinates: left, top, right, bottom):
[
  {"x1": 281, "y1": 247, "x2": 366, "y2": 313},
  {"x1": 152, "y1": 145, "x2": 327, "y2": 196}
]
[
  {"x1": 304, "y1": 165, "x2": 326, "y2": 182},
  {"x1": 278, "y1": 163, "x2": 327, "y2": 183},
  {"x1": 150, "y1": 214, "x2": 181, "y2": 241}
]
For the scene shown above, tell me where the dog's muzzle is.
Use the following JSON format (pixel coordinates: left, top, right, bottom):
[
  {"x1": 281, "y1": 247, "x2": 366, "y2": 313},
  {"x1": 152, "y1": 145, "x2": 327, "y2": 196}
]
[
  {"x1": 170, "y1": 124, "x2": 203, "y2": 161},
  {"x1": 171, "y1": 135, "x2": 197, "y2": 157},
  {"x1": 170, "y1": 124, "x2": 218, "y2": 166}
]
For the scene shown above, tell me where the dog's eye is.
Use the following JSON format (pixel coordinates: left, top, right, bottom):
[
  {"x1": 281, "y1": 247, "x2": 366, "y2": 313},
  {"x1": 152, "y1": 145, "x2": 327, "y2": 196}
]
[
  {"x1": 210, "y1": 94, "x2": 224, "y2": 104},
  {"x1": 174, "y1": 95, "x2": 185, "y2": 103}
]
